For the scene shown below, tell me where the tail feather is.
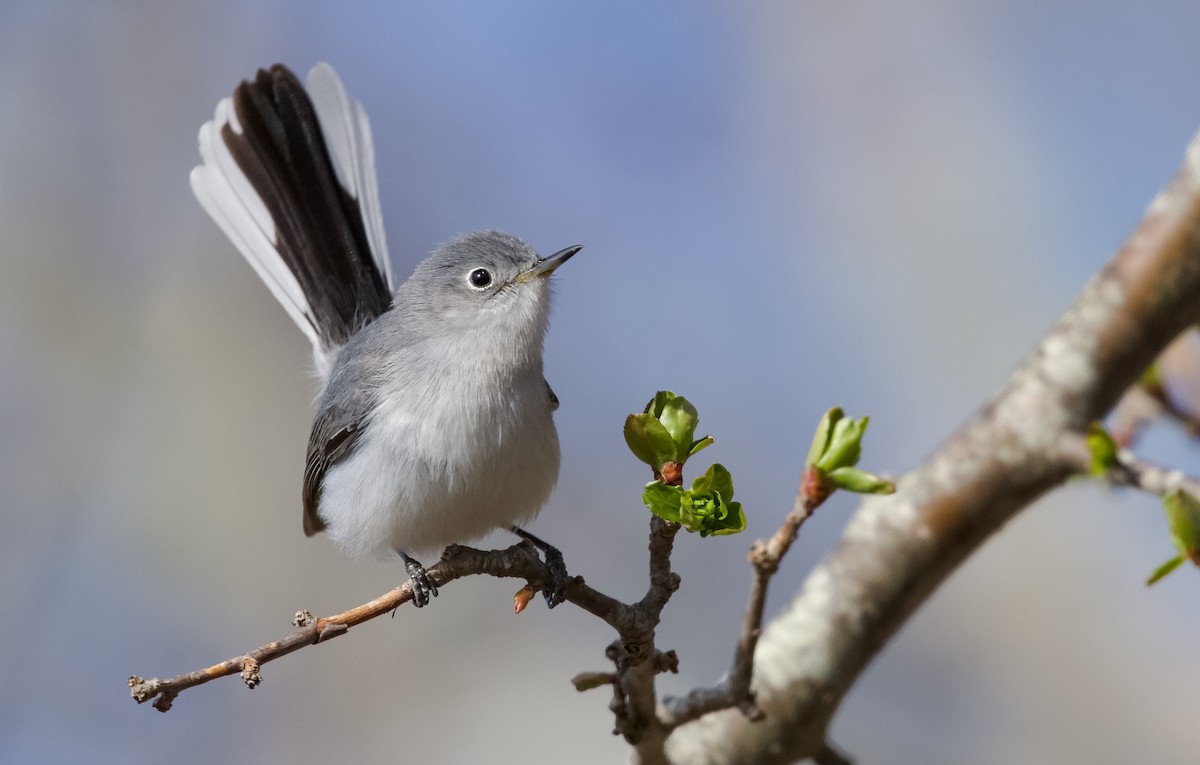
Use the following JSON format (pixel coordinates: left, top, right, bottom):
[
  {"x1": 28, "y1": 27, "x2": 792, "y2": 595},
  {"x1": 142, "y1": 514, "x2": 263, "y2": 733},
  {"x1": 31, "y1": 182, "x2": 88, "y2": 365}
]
[
  {"x1": 191, "y1": 63, "x2": 393, "y2": 381},
  {"x1": 191, "y1": 109, "x2": 318, "y2": 347},
  {"x1": 304, "y1": 63, "x2": 394, "y2": 290}
]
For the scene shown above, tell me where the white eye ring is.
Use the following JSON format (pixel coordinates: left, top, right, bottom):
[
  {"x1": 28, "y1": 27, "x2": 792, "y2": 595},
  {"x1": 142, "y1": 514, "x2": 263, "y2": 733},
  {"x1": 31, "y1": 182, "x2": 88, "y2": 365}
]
[{"x1": 467, "y1": 267, "x2": 493, "y2": 290}]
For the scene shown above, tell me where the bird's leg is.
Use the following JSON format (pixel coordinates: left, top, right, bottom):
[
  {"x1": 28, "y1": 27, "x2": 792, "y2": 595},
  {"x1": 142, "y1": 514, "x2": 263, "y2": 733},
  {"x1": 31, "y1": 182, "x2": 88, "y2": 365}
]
[
  {"x1": 510, "y1": 526, "x2": 569, "y2": 608},
  {"x1": 397, "y1": 550, "x2": 438, "y2": 607}
]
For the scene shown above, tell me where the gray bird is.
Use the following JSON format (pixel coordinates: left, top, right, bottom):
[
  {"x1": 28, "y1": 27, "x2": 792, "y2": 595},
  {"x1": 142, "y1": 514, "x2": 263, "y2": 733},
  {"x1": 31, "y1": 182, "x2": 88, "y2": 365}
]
[{"x1": 190, "y1": 63, "x2": 578, "y2": 606}]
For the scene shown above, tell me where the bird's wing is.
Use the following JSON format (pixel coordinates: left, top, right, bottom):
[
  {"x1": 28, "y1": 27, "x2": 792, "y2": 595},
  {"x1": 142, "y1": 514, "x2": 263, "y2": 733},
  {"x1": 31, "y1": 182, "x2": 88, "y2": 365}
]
[{"x1": 302, "y1": 401, "x2": 371, "y2": 537}]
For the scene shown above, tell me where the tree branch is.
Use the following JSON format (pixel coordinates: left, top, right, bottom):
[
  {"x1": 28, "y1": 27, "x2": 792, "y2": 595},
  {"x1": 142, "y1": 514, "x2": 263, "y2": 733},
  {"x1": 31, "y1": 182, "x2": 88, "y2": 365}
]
[
  {"x1": 1056, "y1": 430, "x2": 1200, "y2": 498},
  {"x1": 665, "y1": 129, "x2": 1200, "y2": 763},
  {"x1": 130, "y1": 540, "x2": 627, "y2": 712},
  {"x1": 1111, "y1": 375, "x2": 1200, "y2": 445},
  {"x1": 658, "y1": 464, "x2": 832, "y2": 728},
  {"x1": 132, "y1": 511, "x2": 691, "y2": 752}
]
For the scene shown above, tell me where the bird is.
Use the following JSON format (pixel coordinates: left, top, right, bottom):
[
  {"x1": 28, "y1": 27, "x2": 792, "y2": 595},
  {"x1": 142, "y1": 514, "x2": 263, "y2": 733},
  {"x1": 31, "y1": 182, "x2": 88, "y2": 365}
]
[{"x1": 189, "y1": 62, "x2": 578, "y2": 607}]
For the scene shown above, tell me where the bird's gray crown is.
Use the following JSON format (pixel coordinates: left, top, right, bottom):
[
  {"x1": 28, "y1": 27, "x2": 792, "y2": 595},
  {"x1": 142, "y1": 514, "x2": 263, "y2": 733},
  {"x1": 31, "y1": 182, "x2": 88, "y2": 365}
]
[
  {"x1": 391, "y1": 229, "x2": 559, "y2": 340},
  {"x1": 415, "y1": 230, "x2": 540, "y2": 289}
]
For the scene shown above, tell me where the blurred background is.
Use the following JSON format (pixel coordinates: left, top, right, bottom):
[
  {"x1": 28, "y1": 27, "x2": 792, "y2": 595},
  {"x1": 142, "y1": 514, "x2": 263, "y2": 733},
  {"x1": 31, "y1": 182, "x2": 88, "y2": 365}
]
[{"x1": 2, "y1": 2, "x2": 1198, "y2": 763}]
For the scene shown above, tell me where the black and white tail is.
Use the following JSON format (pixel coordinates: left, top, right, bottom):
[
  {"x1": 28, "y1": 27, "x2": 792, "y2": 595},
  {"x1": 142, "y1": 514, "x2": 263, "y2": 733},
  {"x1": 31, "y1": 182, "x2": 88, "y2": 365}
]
[{"x1": 190, "y1": 63, "x2": 394, "y2": 382}]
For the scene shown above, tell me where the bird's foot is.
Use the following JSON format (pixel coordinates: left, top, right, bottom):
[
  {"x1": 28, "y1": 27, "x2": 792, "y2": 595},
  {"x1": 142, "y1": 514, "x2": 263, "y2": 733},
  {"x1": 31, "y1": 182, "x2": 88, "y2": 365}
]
[
  {"x1": 510, "y1": 527, "x2": 570, "y2": 608},
  {"x1": 399, "y1": 552, "x2": 438, "y2": 607},
  {"x1": 540, "y1": 545, "x2": 570, "y2": 608}
]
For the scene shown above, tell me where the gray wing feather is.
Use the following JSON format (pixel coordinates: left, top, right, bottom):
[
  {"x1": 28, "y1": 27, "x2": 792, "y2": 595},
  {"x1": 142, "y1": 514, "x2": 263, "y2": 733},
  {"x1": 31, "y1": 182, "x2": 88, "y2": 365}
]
[{"x1": 303, "y1": 402, "x2": 370, "y2": 536}]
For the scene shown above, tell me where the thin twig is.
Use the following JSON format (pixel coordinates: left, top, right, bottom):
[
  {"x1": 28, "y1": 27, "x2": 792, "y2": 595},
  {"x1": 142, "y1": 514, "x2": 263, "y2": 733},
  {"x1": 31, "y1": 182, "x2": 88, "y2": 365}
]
[
  {"x1": 658, "y1": 464, "x2": 832, "y2": 728},
  {"x1": 1110, "y1": 381, "x2": 1200, "y2": 446},
  {"x1": 130, "y1": 541, "x2": 629, "y2": 712},
  {"x1": 616, "y1": 515, "x2": 682, "y2": 763},
  {"x1": 1056, "y1": 430, "x2": 1200, "y2": 497},
  {"x1": 615, "y1": 466, "x2": 686, "y2": 764},
  {"x1": 133, "y1": 463, "x2": 691, "y2": 757}
]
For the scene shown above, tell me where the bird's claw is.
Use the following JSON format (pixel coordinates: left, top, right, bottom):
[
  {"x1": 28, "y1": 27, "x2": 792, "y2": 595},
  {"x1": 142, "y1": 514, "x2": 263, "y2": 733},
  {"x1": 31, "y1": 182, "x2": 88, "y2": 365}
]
[
  {"x1": 403, "y1": 556, "x2": 438, "y2": 607},
  {"x1": 541, "y1": 545, "x2": 570, "y2": 608},
  {"x1": 509, "y1": 527, "x2": 570, "y2": 609}
]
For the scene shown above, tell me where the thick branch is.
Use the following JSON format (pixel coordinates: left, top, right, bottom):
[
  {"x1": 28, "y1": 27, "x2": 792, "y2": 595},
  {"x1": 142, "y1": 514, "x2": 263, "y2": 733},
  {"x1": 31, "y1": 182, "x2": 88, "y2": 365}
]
[{"x1": 666, "y1": 131, "x2": 1200, "y2": 763}]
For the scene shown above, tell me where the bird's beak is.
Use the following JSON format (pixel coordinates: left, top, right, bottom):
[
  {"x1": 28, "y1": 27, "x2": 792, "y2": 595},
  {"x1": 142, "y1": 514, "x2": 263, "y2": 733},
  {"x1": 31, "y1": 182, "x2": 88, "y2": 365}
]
[{"x1": 520, "y1": 245, "x2": 583, "y2": 282}]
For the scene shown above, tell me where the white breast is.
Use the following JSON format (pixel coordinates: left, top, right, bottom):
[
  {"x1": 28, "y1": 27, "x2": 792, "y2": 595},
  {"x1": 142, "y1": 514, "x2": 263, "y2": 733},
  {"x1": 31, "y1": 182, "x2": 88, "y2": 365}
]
[{"x1": 315, "y1": 359, "x2": 560, "y2": 560}]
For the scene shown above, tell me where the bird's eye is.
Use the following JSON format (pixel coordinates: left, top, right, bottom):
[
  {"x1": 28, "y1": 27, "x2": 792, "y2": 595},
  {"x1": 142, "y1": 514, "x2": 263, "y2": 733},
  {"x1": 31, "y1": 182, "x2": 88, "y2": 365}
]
[{"x1": 468, "y1": 268, "x2": 493, "y2": 290}]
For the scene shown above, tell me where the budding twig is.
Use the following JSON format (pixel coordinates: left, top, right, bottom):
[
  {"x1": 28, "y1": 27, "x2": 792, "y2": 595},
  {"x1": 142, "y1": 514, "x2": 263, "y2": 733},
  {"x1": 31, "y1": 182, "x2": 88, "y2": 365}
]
[
  {"x1": 658, "y1": 463, "x2": 832, "y2": 728},
  {"x1": 130, "y1": 541, "x2": 626, "y2": 712},
  {"x1": 1056, "y1": 430, "x2": 1200, "y2": 498}
]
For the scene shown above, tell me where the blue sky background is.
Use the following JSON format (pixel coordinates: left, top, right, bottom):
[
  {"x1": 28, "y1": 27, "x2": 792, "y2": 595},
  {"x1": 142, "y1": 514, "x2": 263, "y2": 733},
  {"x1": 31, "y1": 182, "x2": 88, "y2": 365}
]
[{"x1": 2, "y1": 3, "x2": 1199, "y2": 763}]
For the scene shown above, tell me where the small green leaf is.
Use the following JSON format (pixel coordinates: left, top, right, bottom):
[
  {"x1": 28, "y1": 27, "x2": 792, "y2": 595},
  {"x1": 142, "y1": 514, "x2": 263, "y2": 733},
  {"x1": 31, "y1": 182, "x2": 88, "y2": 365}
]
[
  {"x1": 659, "y1": 395, "x2": 700, "y2": 460},
  {"x1": 1146, "y1": 555, "x2": 1185, "y2": 586},
  {"x1": 673, "y1": 464, "x2": 746, "y2": 536},
  {"x1": 642, "y1": 480, "x2": 683, "y2": 522},
  {"x1": 625, "y1": 413, "x2": 677, "y2": 470},
  {"x1": 688, "y1": 435, "x2": 715, "y2": 457},
  {"x1": 645, "y1": 390, "x2": 675, "y2": 418},
  {"x1": 816, "y1": 415, "x2": 868, "y2": 472},
  {"x1": 709, "y1": 499, "x2": 746, "y2": 536},
  {"x1": 1145, "y1": 490, "x2": 1200, "y2": 585},
  {"x1": 1085, "y1": 422, "x2": 1119, "y2": 476},
  {"x1": 1163, "y1": 488, "x2": 1200, "y2": 554},
  {"x1": 807, "y1": 408, "x2": 843, "y2": 467},
  {"x1": 828, "y1": 467, "x2": 895, "y2": 495},
  {"x1": 693, "y1": 463, "x2": 735, "y2": 500},
  {"x1": 678, "y1": 489, "x2": 715, "y2": 533},
  {"x1": 680, "y1": 490, "x2": 737, "y2": 536}
]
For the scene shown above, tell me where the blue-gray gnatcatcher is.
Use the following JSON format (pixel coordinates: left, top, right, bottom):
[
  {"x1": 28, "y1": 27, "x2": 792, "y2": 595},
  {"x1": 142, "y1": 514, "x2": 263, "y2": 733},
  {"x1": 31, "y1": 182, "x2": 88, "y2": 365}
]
[{"x1": 190, "y1": 63, "x2": 579, "y2": 607}]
